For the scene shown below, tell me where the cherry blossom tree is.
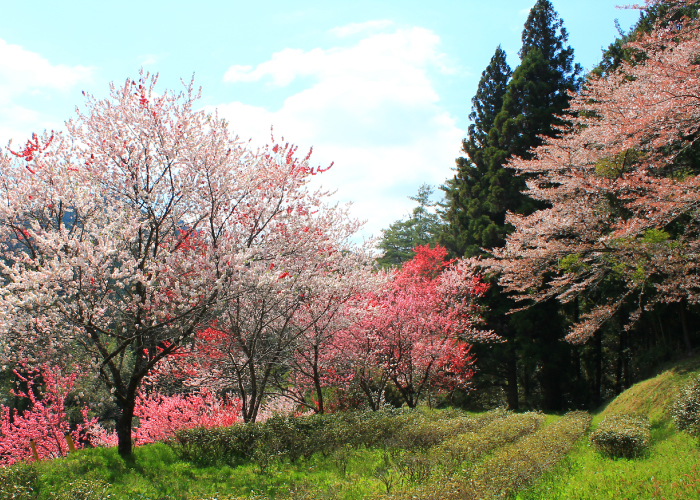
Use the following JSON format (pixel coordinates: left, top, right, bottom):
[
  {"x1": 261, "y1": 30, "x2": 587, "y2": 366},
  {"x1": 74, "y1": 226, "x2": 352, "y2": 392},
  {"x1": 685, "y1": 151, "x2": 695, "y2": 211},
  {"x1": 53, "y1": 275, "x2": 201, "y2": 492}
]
[
  {"x1": 343, "y1": 245, "x2": 489, "y2": 408},
  {"x1": 276, "y1": 279, "x2": 379, "y2": 415},
  {"x1": 174, "y1": 216, "x2": 381, "y2": 422},
  {"x1": 0, "y1": 71, "x2": 349, "y2": 455},
  {"x1": 492, "y1": 1, "x2": 700, "y2": 345}
]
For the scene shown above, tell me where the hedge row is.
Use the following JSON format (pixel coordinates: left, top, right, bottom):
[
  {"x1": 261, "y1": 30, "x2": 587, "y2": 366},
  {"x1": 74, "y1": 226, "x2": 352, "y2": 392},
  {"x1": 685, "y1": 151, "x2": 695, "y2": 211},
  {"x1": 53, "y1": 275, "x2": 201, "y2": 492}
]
[
  {"x1": 673, "y1": 374, "x2": 700, "y2": 437},
  {"x1": 590, "y1": 414, "x2": 651, "y2": 458},
  {"x1": 170, "y1": 407, "x2": 506, "y2": 470}
]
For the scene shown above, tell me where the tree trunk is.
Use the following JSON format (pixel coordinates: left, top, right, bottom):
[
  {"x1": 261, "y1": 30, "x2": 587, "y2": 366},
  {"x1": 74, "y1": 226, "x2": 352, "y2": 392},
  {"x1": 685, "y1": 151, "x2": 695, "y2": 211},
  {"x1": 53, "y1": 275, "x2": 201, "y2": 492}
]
[
  {"x1": 116, "y1": 397, "x2": 136, "y2": 457},
  {"x1": 681, "y1": 300, "x2": 693, "y2": 355},
  {"x1": 505, "y1": 350, "x2": 519, "y2": 410},
  {"x1": 615, "y1": 328, "x2": 624, "y2": 395},
  {"x1": 594, "y1": 329, "x2": 602, "y2": 407},
  {"x1": 313, "y1": 347, "x2": 324, "y2": 414}
]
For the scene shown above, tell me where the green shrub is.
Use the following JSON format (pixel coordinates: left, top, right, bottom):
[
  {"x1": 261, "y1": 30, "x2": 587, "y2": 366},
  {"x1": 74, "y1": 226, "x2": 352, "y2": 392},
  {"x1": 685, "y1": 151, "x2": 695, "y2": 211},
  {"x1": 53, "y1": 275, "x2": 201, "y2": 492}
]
[
  {"x1": 464, "y1": 411, "x2": 592, "y2": 499},
  {"x1": 672, "y1": 374, "x2": 700, "y2": 437},
  {"x1": 171, "y1": 407, "x2": 459, "y2": 468},
  {"x1": 590, "y1": 414, "x2": 651, "y2": 458},
  {"x1": 48, "y1": 479, "x2": 113, "y2": 500},
  {"x1": 0, "y1": 461, "x2": 38, "y2": 500},
  {"x1": 434, "y1": 411, "x2": 545, "y2": 473}
]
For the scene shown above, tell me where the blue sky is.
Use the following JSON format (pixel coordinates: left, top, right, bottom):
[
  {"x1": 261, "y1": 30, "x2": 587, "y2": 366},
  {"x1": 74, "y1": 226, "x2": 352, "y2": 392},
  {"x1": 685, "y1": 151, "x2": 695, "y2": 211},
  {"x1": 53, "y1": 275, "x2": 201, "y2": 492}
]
[{"x1": 0, "y1": 1, "x2": 640, "y2": 239}]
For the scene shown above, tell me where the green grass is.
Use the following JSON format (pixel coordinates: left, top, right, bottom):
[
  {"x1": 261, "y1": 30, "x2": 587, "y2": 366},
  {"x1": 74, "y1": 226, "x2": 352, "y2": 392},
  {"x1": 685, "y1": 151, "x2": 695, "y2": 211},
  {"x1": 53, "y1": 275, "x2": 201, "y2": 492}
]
[
  {"x1": 5, "y1": 355, "x2": 700, "y2": 499},
  {"x1": 519, "y1": 355, "x2": 700, "y2": 500},
  {"x1": 28, "y1": 444, "x2": 388, "y2": 499}
]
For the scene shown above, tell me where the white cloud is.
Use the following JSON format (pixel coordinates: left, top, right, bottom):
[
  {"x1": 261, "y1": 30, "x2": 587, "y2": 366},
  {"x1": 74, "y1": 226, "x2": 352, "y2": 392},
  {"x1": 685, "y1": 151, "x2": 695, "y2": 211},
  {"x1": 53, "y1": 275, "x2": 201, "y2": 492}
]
[
  {"x1": 217, "y1": 26, "x2": 464, "y2": 240},
  {"x1": 0, "y1": 39, "x2": 92, "y2": 104},
  {"x1": 329, "y1": 20, "x2": 394, "y2": 37},
  {"x1": 139, "y1": 54, "x2": 160, "y2": 66},
  {"x1": 0, "y1": 38, "x2": 93, "y2": 143}
]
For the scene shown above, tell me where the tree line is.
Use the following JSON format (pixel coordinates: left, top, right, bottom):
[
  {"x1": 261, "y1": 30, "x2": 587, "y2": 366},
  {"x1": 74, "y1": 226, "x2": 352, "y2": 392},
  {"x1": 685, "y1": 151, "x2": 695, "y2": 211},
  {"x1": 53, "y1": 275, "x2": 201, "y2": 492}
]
[{"x1": 378, "y1": 0, "x2": 700, "y2": 412}]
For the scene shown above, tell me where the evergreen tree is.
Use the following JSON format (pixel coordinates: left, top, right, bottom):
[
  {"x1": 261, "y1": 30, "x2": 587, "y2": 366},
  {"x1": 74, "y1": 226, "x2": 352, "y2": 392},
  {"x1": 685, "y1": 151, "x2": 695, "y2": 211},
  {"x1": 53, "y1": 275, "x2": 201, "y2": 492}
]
[
  {"x1": 376, "y1": 184, "x2": 442, "y2": 268},
  {"x1": 494, "y1": 0, "x2": 581, "y2": 159},
  {"x1": 441, "y1": 0, "x2": 582, "y2": 411},
  {"x1": 440, "y1": 46, "x2": 512, "y2": 258}
]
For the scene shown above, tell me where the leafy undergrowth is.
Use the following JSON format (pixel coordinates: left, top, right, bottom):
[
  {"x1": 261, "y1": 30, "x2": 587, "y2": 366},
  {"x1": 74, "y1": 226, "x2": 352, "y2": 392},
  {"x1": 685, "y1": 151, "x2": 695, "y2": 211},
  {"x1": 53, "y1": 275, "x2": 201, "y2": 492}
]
[
  {"x1": 520, "y1": 355, "x2": 700, "y2": 500},
  {"x1": 7, "y1": 356, "x2": 699, "y2": 500},
  {"x1": 1, "y1": 408, "x2": 590, "y2": 500}
]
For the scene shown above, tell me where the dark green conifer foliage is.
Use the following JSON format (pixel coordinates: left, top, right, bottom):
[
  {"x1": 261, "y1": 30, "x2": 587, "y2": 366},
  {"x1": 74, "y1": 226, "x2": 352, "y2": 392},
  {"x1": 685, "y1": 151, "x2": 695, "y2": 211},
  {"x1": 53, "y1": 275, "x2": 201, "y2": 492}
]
[
  {"x1": 440, "y1": 47, "x2": 512, "y2": 258},
  {"x1": 442, "y1": 0, "x2": 582, "y2": 411},
  {"x1": 376, "y1": 184, "x2": 442, "y2": 268},
  {"x1": 494, "y1": 0, "x2": 581, "y2": 159}
]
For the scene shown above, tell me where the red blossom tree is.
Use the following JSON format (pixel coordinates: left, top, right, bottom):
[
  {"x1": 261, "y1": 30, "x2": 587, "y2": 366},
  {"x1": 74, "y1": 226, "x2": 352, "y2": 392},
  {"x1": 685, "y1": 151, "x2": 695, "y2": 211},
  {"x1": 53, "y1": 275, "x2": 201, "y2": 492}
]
[
  {"x1": 0, "y1": 365, "x2": 91, "y2": 466},
  {"x1": 339, "y1": 245, "x2": 490, "y2": 409},
  {"x1": 491, "y1": 1, "x2": 700, "y2": 346}
]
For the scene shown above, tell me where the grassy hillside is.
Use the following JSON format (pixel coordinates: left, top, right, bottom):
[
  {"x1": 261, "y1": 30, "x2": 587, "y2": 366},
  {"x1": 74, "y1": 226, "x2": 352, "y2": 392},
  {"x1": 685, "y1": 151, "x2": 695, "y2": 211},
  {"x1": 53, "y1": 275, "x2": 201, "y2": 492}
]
[
  {"x1": 520, "y1": 355, "x2": 700, "y2": 500},
  {"x1": 2, "y1": 356, "x2": 698, "y2": 500}
]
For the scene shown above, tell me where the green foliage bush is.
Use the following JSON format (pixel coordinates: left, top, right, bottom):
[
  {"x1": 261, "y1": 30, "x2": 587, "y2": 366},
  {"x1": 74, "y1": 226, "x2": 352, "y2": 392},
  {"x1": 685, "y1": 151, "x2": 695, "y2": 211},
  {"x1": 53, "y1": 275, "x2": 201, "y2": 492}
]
[
  {"x1": 672, "y1": 374, "x2": 700, "y2": 437},
  {"x1": 171, "y1": 407, "x2": 491, "y2": 470},
  {"x1": 434, "y1": 411, "x2": 545, "y2": 474},
  {"x1": 590, "y1": 414, "x2": 651, "y2": 458},
  {"x1": 48, "y1": 479, "x2": 113, "y2": 500},
  {"x1": 467, "y1": 411, "x2": 592, "y2": 499},
  {"x1": 0, "y1": 461, "x2": 38, "y2": 500}
]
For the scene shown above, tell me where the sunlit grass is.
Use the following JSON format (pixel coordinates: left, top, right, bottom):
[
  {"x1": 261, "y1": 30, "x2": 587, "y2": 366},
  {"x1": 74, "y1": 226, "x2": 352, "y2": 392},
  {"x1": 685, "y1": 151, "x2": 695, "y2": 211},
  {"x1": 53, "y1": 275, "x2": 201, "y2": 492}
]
[{"x1": 6, "y1": 355, "x2": 699, "y2": 500}]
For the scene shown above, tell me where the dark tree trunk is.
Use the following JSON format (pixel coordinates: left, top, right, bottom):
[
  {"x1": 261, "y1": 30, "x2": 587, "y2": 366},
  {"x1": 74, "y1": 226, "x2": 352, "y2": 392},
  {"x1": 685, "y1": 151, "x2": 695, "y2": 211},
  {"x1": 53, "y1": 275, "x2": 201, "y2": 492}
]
[
  {"x1": 312, "y1": 346, "x2": 324, "y2": 414},
  {"x1": 116, "y1": 397, "x2": 136, "y2": 457},
  {"x1": 594, "y1": 329, "x2": 602, "y2": 407},
  {"x1": 681, "y1": 300, "x2": 693, "y2": 355},
  {"x1": 505, "y1": 349, "x2": 519, "y2": 410},
  {"x1": 615, "y1": 329, "x2": 624, "y2": 394}
]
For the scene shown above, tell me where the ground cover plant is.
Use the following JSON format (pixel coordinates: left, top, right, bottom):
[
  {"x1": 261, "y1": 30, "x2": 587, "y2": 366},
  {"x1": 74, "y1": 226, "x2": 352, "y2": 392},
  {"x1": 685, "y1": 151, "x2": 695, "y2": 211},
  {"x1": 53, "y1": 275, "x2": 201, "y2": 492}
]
[{"x1": 0, "y1": 408, "x2": 591, "y2": 499}]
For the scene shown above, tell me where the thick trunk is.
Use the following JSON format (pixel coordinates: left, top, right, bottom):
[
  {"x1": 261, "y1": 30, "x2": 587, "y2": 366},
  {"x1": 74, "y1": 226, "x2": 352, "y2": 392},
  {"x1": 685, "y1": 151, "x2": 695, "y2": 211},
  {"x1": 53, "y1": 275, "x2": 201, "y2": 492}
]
[{"x1": 116, "y1": 397, "x2": 136, "y2": 457}]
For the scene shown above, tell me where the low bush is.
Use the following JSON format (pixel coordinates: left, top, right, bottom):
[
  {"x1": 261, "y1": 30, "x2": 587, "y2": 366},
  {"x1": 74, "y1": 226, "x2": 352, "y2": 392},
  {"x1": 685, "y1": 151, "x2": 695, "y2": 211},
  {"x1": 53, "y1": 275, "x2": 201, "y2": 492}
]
[
  {"x1": 465, "y1": 411, "x2": 592, "y2": 498},
  {"x1": 434, "y1": 411, "x2": 545, "y2": 473},
  {"x1": 590, "y1": 414, "x2": 651, "y2": 458},
  {"x1": 672, "y1": 374, "x2": 700, "y2": 437},
  {"x1": 0, "y1": 461, "x2": 38, "y2": 500},
  {"x1": 47, "y1": 479, "x2": 113, "y2": 500},
  {"x1": 171, "y1": 407, "x2": 483, "y2": 468}
]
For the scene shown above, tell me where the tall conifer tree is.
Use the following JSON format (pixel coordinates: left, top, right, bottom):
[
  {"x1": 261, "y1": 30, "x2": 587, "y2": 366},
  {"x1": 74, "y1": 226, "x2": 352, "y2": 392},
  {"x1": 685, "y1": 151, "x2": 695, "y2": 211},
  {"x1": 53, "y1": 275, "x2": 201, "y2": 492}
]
[
  {"x1": 441, "y1": 0, "x2": 581, "y2": 411},
  {"x1": 441, "y1": 46, "x2": 511, "y2": 258}
]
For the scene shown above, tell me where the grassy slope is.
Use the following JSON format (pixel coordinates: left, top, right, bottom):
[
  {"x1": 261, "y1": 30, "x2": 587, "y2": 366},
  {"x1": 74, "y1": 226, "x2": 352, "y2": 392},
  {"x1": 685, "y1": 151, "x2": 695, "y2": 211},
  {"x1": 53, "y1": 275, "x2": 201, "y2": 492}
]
[
  {"x1": 19, "y1": 356, "x2": 700, "y2": 499},
  {"x1": 519, "y1": 355, "x2": 700, "y2": 500}
]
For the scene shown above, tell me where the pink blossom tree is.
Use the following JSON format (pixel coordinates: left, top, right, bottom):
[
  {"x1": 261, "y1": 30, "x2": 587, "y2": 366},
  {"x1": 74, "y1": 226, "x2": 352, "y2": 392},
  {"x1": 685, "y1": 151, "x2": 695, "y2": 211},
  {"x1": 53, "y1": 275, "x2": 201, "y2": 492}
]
[
  {"x1": 491, "y1": 1, "x2": 700, "y2": 346},
  {"x1": 0, "y1": 72, "x2": 354, "y2": 455},
  {"x1": 172, "y1": 217, "x2": 381, "y2": 422},
  {"x1": 338, "y1": 245, "x2": 489, "y2": 409}
]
